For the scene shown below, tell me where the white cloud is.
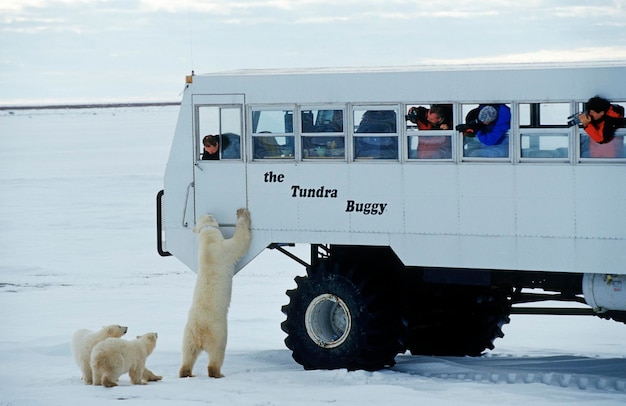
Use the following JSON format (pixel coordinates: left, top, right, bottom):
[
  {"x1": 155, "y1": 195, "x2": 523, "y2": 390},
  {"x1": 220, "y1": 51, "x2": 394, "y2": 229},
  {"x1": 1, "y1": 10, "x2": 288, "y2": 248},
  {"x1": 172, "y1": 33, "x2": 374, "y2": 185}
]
[
  {"x1": 1, "y1": 0, "x2": 625, "y2": 103},
  {"x1": 142, "y1": 0, "x2": 475, "y2": 20},
  {"x1": 0, "y1": 0, "x2": 95, "y2": 14},
  {"x1": 131, "y1": 0, "x2": 626, "y2": 29},
  {"x1": 420, "y1": 47, "x2": 626, "y2": 65},
  {"x1": 3, "y1": 0, "x2": 625, "y2": 28},
  {"x1": 138, "y1": 0, "x2": 296, "y2": 14}
]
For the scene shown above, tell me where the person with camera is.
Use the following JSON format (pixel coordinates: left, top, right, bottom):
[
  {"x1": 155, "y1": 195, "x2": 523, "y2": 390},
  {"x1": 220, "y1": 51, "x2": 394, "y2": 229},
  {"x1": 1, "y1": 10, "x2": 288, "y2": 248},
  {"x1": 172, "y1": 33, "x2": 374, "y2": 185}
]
[
  {"x1": 457, "y1": 104, "x2": 511, "y2": 157},
  {"x1": 578, "y1": 96, "x2": 625, "y2": 158},
  {"x1": 406, "y1": 104, "x2": 452, "y2": 158},
  {"x1": 406, "y1": 105, "x2": 451, "y2": 130}
]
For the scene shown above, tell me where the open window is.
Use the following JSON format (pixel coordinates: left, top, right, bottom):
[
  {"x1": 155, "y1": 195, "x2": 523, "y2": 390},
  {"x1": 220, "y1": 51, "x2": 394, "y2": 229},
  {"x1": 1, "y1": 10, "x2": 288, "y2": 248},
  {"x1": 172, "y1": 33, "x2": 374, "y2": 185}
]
[
  {"x1": 405, "y1": 103, "x2": 453, "y2": 160},
  {"x1": 578, "y1": 101, "x2": 626, "y2": 159},
  {"x1": 196, "y1": 105, "x2": 242, "y2": 161},
  {"x1": 460, "y1": 103, "x2": 511, "y2": 159}
]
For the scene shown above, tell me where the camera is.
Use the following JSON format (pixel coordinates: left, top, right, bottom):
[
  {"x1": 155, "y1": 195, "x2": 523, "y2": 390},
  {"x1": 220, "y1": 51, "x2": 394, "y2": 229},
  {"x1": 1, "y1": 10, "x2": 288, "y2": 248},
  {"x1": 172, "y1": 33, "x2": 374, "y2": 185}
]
[
  {"x1": 567, "y1": 111, "x2": 587, "y2": 127},
  {"x1": 405, "y1": 109, "x2": 419, "y2": 122},
  {"x1": 455, "y1": 119, "x2": 483, "y2": 133}
]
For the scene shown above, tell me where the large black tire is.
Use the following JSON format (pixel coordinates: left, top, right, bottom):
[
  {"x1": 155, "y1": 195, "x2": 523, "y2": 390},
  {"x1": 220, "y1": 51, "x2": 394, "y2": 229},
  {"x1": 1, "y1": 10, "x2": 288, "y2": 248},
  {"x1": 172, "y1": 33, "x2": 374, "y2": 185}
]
[
  {"x1": 281, "y1": 261, "x2": 403, "y2": 371},
  {"x1": 404, "y1": 284, "x2": 511, "y2": 356}
]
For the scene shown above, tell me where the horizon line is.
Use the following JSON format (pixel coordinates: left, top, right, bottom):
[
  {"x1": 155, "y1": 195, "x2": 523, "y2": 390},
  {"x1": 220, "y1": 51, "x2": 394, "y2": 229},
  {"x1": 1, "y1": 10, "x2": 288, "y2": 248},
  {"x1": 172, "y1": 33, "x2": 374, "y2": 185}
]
[{"x1": 0, "y1": 101, "x2": 181, "y2": 111}]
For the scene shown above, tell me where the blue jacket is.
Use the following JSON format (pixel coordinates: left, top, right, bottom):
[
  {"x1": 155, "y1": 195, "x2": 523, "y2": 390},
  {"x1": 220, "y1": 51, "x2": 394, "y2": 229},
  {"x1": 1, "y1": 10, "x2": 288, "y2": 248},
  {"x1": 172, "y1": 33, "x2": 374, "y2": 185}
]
[{"x1": 476, "y1": 104, "x2": 511, "y2": 145}]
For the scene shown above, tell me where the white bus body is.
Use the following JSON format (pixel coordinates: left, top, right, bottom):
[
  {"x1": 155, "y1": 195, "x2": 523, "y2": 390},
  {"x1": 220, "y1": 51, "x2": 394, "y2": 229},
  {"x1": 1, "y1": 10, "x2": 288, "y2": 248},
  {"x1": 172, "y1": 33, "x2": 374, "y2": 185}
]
[{"x1": 158, "y1": 63, "x2": 626, "y2": 370}]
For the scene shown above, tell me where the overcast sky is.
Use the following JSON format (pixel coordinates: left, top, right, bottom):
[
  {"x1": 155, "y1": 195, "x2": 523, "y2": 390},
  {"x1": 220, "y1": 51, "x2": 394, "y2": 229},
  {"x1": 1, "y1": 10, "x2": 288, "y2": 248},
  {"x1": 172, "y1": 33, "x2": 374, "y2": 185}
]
[{"x1": 1, "y1": 0, "x2": 625, "y2": 104}]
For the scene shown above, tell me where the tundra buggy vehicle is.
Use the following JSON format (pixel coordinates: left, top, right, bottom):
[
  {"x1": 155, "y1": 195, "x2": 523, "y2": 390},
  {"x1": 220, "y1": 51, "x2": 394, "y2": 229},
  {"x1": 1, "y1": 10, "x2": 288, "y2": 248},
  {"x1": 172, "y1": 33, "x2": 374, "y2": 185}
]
[{"x1": 157, "y1": 63, "x2": 626, "y2": 371}]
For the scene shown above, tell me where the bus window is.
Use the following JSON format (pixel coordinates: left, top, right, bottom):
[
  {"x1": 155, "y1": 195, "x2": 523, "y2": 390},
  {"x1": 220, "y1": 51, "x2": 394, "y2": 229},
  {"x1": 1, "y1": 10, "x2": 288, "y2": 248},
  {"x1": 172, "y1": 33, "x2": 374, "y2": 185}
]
[
  {"x1": 461, "y1": 103, "x2": 510, "y2": 159},
  {"x1": 196, "y1": 105, "x2": 243, "y2": 160},
  {"x1": 579, "y1": 101, "x2": 626, "y2": 159},
  {"x1": 251, "y1": 109, "x2": 295, "y2": 159},
  {"x1": 301, "y1": 108, "x2": 345, "y2": 159},
  {"x1": 519, "y1": 103, "x2": 569, "y2": 160},
  {"x1": 219, "y1": 107, "x2": 242, "y2": 159},
  {"x1": 405, "y1": 104, "x2": 453, "y2": 159},
  {"x1": 353, "y1": 108, "x2": 398, "y2": 159}
]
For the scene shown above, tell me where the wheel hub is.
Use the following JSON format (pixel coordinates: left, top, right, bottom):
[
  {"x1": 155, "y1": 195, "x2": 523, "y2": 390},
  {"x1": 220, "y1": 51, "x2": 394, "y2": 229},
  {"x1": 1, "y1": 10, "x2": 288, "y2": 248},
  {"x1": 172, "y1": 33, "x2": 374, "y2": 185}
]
[{"x1": 305, "y1": 293, "x2": 352, "y2": 348}]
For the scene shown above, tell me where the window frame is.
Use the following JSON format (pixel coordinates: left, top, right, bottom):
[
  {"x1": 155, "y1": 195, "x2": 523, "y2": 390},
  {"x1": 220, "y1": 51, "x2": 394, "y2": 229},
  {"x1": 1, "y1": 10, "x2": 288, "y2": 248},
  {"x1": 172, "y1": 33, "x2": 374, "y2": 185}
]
[
  {"x1": 459, "y1": 102, "x2": 513, "y2": 162},
  {"x1": 248, "y1": 104, "x2": 296, "y2": 160},
  {"x1": 404, "y1": 102, "x2": 455, "y2": 161},
  {"x1": 194, "y1": 104, "x2": 244, "y2": 162},
  {"x1": 351, "y1": 104, "x2": 400, "y2": 161},
  {"x1": 299, "y1": 104, "x2": 347, "y2": 161}
]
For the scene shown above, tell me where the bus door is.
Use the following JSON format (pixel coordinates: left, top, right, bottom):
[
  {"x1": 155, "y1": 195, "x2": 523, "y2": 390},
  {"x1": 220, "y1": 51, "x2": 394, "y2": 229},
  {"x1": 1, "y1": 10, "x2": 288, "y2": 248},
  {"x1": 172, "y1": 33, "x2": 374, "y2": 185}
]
[{"x1": 192, "y1": 94, "x2": 247, "y2": 236}]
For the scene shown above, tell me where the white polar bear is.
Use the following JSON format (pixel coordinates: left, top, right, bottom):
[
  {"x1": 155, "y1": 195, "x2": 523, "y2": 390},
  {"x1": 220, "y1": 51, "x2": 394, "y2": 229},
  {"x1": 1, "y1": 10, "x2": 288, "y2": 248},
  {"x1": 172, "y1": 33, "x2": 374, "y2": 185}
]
[
  {"x1": 141, "y1": 366, "x2": 163, "y2": 383},
  {"x1": 71, "y1": 325, "x2": 128, "y2": 384},
  {"x1": 91, "y1": 332, "x2": 158, "y2": 388},
  {"x1": 179, "y1": 208, "x2": 252, "y2": 379}
]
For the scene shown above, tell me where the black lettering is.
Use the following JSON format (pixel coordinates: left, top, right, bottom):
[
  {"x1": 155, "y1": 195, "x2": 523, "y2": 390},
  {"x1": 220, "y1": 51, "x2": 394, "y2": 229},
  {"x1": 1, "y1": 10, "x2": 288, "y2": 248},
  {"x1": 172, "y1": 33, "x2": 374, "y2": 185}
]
[
  {"x1": 346, "y1": 200, "x2": 355, "y2": 212},
  {"x1": 379, "y1": 203, "x2": 387, "y2": 215},
  {"x1": 345, "y1": 201, "x2": 388, "y2": 215},
  {"x1": 264, "y1": 171, "x2": 285, "y2": 183},
  {"x1": 363, "y1": 203, "x2": 371, "y2": 215},
  {"x1": 290, "y1": 185, "x2": 338, "y2": 199}
]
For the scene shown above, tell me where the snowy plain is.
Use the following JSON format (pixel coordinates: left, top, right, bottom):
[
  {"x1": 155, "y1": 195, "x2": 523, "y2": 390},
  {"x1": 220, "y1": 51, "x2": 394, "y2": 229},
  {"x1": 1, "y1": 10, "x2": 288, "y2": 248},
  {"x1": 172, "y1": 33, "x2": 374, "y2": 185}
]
[{"x1": 0, "y1": 105, "x2": 625, "y2": 405}]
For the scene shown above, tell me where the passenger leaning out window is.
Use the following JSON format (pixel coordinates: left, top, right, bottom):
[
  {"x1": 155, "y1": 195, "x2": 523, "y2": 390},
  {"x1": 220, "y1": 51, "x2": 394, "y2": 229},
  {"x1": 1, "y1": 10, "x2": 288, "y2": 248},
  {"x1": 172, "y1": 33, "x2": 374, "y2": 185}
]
[
  {"x1": 578, "y1": 96, "x2": 625, "y2": 158},
  {"x1": 202, "y1": 135, "x2": 220, "y2": 160}
]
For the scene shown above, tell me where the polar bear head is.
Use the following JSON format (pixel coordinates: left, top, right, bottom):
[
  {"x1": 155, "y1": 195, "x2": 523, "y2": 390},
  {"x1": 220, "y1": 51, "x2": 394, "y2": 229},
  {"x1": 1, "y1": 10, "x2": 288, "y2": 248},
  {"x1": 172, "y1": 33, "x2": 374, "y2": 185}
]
[
  {"x1": 104, "y1": 325, "x2": 128, "y2": 338},
  {"x1": 137, "y1": 332, "x2": 159, "y2": 355},
  {"x1": 193, "y1": 214, "x2": 219, "y2": 234}
]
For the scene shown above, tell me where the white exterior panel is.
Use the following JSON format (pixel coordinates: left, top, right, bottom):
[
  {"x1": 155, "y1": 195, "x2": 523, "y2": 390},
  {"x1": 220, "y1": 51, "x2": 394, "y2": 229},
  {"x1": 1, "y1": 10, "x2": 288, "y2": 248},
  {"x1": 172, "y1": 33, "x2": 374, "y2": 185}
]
[{"x1": 160, "y1": 63, "x2": 626, "y2": 276}]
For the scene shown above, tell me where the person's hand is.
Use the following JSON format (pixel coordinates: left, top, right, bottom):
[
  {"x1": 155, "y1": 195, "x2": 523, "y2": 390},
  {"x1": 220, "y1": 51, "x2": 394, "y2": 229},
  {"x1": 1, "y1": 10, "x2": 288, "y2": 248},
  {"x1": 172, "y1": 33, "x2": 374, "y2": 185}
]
[
  {"x1": 579, "y1": 112, "x2": 591, "y2": 127},
  {"x1": 462, "y1": 128, "x2": 475, "y2": 136},
  {"x1": 440, "y1": 123, "x2": 450, "y2": 130}
]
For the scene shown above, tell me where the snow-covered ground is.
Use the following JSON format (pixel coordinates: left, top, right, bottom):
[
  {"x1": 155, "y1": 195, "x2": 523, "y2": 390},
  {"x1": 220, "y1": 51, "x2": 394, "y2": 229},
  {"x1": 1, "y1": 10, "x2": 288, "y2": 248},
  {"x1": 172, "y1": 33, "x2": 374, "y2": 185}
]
[{"x1": 0, "y1": 106, "x2": 625, "y2": 405}]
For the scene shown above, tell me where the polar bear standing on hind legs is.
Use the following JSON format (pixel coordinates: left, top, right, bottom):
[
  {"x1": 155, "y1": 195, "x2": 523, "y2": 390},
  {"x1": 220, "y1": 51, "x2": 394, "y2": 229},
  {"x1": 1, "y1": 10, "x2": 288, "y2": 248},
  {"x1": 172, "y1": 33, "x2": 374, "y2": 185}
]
[{"x1": 179, "y1": 208, "x2": 252, "y2": 379}]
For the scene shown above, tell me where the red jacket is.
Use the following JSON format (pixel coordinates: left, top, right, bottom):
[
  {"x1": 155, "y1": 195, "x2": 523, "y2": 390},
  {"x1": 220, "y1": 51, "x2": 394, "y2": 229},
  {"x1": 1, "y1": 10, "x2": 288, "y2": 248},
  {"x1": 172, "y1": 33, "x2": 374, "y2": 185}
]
[{"x1": 584, "y1": 104, "x2": 625, "y2": 144}]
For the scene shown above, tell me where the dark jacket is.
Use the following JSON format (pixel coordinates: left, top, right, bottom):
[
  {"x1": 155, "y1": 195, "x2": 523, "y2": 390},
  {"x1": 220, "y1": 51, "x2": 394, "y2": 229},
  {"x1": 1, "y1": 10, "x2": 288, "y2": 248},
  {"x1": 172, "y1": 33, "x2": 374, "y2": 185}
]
[{"x1": 202, "y1": 150, "x2": 219, "y2": 160}]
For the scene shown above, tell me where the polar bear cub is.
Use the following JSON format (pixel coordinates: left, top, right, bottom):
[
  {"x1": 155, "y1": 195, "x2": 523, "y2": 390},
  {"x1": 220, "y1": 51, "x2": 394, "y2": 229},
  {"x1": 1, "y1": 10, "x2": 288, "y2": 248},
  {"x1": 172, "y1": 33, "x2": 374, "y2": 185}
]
[
  {"x1": 91, "y1": 332, "x2": 158, "y2": 388},
  {"x1": 179, "y1": 208, "x2": 252, "y2": 379},
  {"x1": 71, "y1": 324, "x2": 128, "y2": 384}
]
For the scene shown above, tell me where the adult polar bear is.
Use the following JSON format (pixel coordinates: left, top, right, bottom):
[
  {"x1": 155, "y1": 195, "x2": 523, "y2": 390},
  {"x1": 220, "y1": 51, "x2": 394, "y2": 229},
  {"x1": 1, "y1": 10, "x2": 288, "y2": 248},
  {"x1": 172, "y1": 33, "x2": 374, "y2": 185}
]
[{"x1": 179, "y1": 208, "x2": 252, "y2": 379}]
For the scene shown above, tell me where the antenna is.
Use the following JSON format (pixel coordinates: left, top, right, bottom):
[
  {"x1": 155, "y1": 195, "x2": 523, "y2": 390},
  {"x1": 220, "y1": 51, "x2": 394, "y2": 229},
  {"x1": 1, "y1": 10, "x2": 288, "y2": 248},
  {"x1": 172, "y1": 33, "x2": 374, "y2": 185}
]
[{"x1": 186, "y1": 0, "x2": 194, "y2": 73}]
